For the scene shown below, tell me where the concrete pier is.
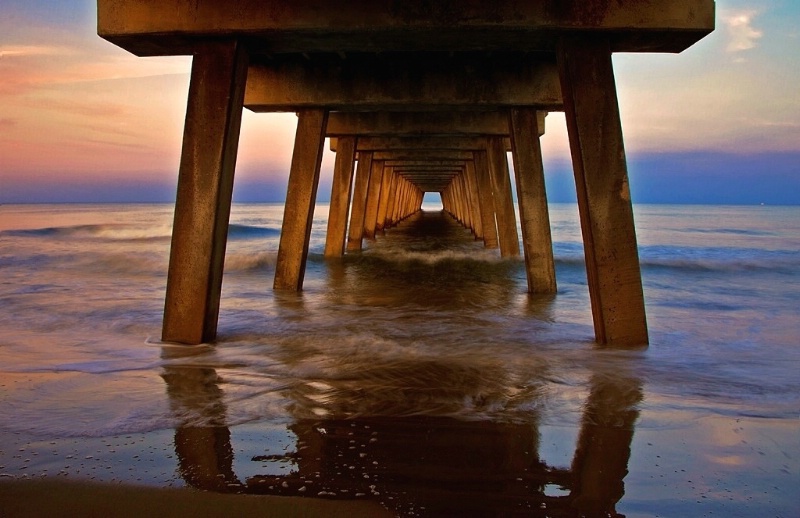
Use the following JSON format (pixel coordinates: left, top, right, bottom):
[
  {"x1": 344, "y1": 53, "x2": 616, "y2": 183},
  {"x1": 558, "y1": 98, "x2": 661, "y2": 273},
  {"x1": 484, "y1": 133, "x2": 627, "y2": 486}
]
[{"x1": 99, "y1": 0, "x2": 715, "y2": 346}]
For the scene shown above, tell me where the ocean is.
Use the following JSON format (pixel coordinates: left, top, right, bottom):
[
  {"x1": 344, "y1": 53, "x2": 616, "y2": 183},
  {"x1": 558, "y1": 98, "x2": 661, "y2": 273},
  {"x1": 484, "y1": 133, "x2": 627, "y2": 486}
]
[{"x1": 0, "y1": 202, "x2": 798, "y2": 517}]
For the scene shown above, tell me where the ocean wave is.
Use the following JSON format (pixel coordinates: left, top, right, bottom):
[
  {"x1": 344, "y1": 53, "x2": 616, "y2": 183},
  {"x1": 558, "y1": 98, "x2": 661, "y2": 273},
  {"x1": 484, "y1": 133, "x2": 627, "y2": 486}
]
[
  {"x1": 684, "y1": 227, "x2": 775, "y2": 237},
  {"x1": 2, "y1": 223, "x2": 279, "y2": 242},
  {"x1": 638, "y1": 245, "x2": 799, "y2": 273},
  {"x1": 361, "y1": 248, "x2": 510, "y2": 266},
  {"x1": 548, "y1": 242, "x2": 799, "y2": 273},
  {"x1": 228, "y1": 224, "x2": 280, "y2": 239},
  {"x1": 2, "y1": 224, "x2": 173, "y2": 241},
  {"x1": 224, "y1": 252, "x2": 278, "y2": 272}
]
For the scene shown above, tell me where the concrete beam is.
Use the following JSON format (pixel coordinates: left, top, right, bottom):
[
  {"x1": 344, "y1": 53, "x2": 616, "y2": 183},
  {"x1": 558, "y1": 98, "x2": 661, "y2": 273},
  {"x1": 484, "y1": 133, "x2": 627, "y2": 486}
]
[
  {"x1": 370, "y1": 151, "x2": 474, "y2": 161},
  {"x1": 245, "y1": 54, "x2": 561, "y2": 111},
  {"x1": 328, "y1": 112, "x2": 505, "y2": 137},
  {"x1": 327, "y1": 111, "x2": 546, "y2": 138},
  {"x1": 345, "y1": 137, "x2": 511, "y2": 152},
  {"x1": 383, "y1": 160, "x2": 468, "y2": 168},
  {"x1": 98, "y1": 0, "x2": 715, "y2": 56}
]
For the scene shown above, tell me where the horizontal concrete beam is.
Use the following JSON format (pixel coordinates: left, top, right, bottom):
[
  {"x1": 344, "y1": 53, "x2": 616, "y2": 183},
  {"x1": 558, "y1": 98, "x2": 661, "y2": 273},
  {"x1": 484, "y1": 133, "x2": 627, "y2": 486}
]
[
  {"x1": 245, "y1": 54, "x2": 561, "y2": 111},
  {"x1": 326, "y1": 111, "x2": 547, "y2": 137},
  {"x1": 346, "y1": 137, "x2": 512, "y2": 152},
  {"x1": 384, "y1": 160, "x2": 468, "y2": 168},
  {"x1": 369, "y1": 151, "x2": 475, "y2": 161},
  {"x1": 98, "y1": 0, "x2": 715, "y2": 56},
  {"x1": 393, "y1": 165, "x2": 464, "y2": 173}
]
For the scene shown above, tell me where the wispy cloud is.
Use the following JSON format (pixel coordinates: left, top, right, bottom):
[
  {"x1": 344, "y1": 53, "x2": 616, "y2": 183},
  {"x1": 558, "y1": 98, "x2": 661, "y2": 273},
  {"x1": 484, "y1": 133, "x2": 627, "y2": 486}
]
[
  {"x1": 723, "y1": 10, "x2": 763, "y2": 53},
  {"x1": 0, "y1": 45, "x2": 75, "y2": 58}
]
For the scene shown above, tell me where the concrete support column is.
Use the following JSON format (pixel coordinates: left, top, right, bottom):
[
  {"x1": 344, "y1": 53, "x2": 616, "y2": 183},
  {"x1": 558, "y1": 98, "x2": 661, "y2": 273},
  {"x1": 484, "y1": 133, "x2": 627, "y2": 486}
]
[
  {"x1": 375, "y1": 166, "x2": 393, "y2": 234},
  {"x1": 558, "y1": 36, "x2": 648, "y2": 346},
  {"x1": 510, "y1": 108, "x2": 557, "y2": 293},
  {"x1": 457, "y1": 175, "x2": 471, "y2": 229},
  {"x1": 400, "y1": 181, "x2": 414, "y2": 220},
  {"x1": 465, "y1": 160, "x2": 484, "y2": 240},
  {"x1": 324, "y1": 136, "x2": 357, "y2": 257},
  {"x1": 396, "y1": 180, "x2": 409, "y2": 221},
  {"x1": 391, "y1": 180, "x2": 402, "y2": 223},
  {"x1": 363, "y1": 159, "x2": 385, "y2": 240},
  {"x1": 162, "y1": 40, "x2": 249, "y2": 345},
  {"x1": 473, "y1": 150, "x2": 499, "y2": 249},
  {"x1": 450, "y1": 180, "x2": 461, "y2": 223},
  {"x1": 487, "y1": 137, "x2": 520, "y2": 257},
  {"x1": 273, "y1": 109, "x2": 329, "y2": 290},
  {"x1": 402, "y1": 182, "x2": 413, "y2": 220},
  {"x1": 346, "y1": 152, "x2": 372, "y2": 251},
  {"x1": 384, "y1": 172, "x2": 399, "y2": 229}
]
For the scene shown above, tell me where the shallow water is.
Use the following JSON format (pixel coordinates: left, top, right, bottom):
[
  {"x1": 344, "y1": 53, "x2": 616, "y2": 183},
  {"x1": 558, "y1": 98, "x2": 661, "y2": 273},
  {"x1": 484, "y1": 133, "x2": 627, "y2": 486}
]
[{"x1": 1, "y1": 202, "x2": 798, "y2": 516}]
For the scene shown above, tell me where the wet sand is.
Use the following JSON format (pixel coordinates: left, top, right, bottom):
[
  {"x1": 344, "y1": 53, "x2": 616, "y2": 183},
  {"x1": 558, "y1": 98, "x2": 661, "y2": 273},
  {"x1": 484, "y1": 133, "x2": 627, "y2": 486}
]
[{"x1": 0, "y1": 479, "x2": 393, "y2": 517}]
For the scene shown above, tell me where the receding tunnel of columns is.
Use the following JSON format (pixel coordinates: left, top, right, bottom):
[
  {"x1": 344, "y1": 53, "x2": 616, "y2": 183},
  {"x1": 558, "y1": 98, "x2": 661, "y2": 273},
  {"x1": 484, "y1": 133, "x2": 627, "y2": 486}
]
[{"x1": 96, "y1": 1, "x2": 715, "y2": 347}]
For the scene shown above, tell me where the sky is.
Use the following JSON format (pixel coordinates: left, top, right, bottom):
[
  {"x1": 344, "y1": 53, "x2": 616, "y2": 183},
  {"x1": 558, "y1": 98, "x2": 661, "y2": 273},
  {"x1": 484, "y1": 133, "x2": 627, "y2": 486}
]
[{"x1": 0, "y1": 0, "x2": 799, "y2": 205}]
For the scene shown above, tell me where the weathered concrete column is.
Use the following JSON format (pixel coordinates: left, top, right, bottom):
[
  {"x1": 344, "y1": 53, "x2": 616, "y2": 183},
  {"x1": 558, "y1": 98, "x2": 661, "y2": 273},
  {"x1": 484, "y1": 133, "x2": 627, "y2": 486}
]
[
  {"x1": 324, "y1": 136, "x2": 357, "y2": 257},
  {"x1": 346, "y1": 152, "x2": 373, "y2": 251},
  {"x1": 473, "y1": 150, "x2": 499, "y2": 249},
  {"x1": 558, "y1": 36, "x2": 648, "y2": 346},
  {"x1": 456, "y1": 174, "x2": 470, "y2": 229},
  {"x1": 510, "y1": 108, "x2": 557, "y2": 293},
  {"x1": 162, "y1": 40, "x2": 248, "y2": 345},
  {"x1": 451, "y1": 179, "x2": 461, "y2": 221},
  {"x1": 487, "y1": 137, "x2": 520, "y2": 257},
  {"x1": 363, "y1": 159, "x2": 385, "y2": 240},
  {"x1": 375, "y1": 166, "x2": 393, "y2": 233},
  {"x1": 384, "y1": 172, "x2": 399, "y2": 228},
  {"x1": 396, "y1": 181, "x2": 408, "y2": 221},
  {"x1": 273, "y1": 109, "x2": 329, "y2": 290},
  {"x1": 464, "y1": 160, "x2": 484, "y2": 240},
  {"x1": 399, "y1": 181, "x2": 413, "y2": 220}
]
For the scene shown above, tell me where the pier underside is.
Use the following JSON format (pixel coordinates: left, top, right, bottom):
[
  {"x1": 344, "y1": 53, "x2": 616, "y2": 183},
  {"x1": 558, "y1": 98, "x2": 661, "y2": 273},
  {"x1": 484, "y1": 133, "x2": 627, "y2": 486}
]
[{"x1": 97, "y1": 0, "x2": 716, "y2": 346}]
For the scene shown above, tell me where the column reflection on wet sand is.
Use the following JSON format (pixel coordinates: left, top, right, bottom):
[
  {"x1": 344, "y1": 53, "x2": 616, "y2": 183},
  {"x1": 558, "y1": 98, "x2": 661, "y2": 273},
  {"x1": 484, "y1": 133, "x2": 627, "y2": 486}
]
[
  {"x1": 161, "y1": 342, "x2": 642, "y2": 516},
  {"x1": 161, "y1": 359, "x2": 241, "y2": 492},
  {"x1": 162, "y1": 210, "x2": 643, "y2": 515}
]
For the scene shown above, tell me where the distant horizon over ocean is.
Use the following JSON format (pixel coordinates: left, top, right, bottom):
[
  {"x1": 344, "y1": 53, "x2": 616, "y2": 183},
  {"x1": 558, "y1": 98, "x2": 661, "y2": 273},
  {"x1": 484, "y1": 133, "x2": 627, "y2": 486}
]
[{"x1": 3, "y1": 148, "x2": 800, "y2": 206}]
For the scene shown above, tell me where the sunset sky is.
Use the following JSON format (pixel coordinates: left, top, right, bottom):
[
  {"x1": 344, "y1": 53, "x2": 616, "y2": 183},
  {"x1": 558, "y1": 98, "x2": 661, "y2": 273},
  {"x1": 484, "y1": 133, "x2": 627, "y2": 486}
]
[{"x1": 1, "y1": 0, "x2": 798, "y2": 204}]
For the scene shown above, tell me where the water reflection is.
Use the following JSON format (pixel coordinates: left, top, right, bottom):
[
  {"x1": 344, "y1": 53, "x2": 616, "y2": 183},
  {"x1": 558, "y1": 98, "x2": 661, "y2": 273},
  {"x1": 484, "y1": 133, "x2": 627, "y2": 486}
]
[
  {"x1": 162, "y1": 363, "x2": 241, "y2": 491},
  {"x1": 162, "y1": 210, "x2": 642, "y2": 515},
  {"x1": 161, "y1": 360, "x2": 641, "y2": 516}
]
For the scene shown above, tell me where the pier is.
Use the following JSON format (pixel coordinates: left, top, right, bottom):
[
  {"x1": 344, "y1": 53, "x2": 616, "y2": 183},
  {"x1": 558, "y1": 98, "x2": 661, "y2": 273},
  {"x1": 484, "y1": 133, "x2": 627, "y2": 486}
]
[{"x1": 97, "y1": 0, "x2": 715, "y2": 346}]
